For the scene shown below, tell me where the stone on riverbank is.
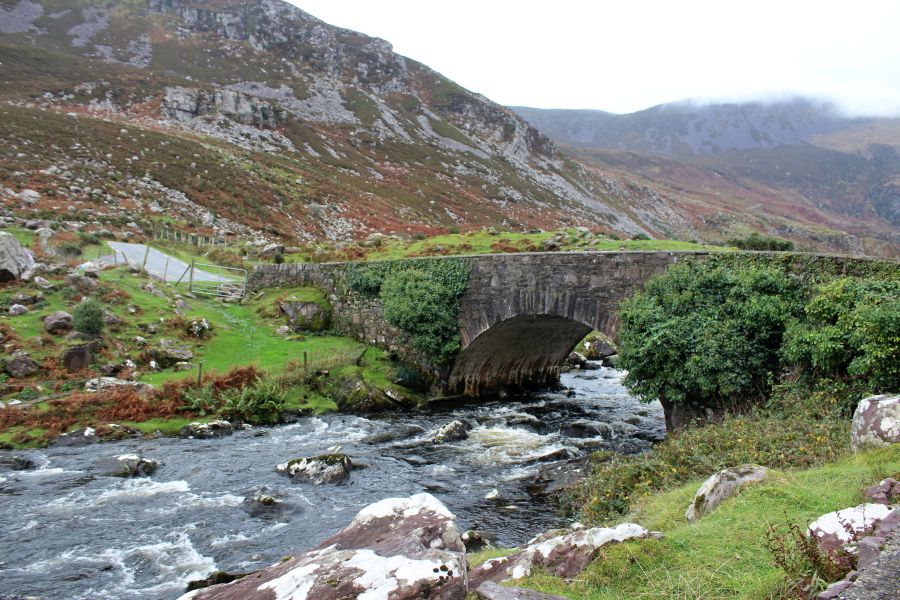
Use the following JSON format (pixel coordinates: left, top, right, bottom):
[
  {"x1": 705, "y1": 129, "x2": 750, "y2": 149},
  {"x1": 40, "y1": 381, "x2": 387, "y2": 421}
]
[
  {"x1": 469, "y1": 523, "x2": 654, "y2": 588},
  {"x1": 275, "y1": 453, "x2": 352, "y2": 485},
  {"x1": 179, "y1": 493, "x2": 466, "y2": 600},
  {"x1": 686, "y1": 464, "x2": 768, "y2": 522},
  {"x1": 180, "y1": 420, "x2": 234, "y2": 439}
]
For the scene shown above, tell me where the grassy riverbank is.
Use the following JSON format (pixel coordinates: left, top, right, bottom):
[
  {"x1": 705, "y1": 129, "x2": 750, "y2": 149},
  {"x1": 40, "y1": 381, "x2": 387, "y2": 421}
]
[{"x1": 470, "y1": 444, "x2": 899, "y2": 600}]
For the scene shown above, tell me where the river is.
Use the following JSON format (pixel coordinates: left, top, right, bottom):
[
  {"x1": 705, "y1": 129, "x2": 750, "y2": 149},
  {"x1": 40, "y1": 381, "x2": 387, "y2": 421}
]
[{"x1": 0, "y1": 365, "x2": 664, "y2": 599}]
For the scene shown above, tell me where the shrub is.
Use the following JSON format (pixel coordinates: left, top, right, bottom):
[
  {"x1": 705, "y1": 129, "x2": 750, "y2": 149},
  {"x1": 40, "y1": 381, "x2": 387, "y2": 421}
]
[
  {"x1": 765, "y1": 520, "x2": 859, "y2": 596},
  {"x1": 72, "y1": 299, "x2": 104, "y2": 335},
  {"x1": 565, "y1": 415, "x2": 848, "y2": 523},
  {"x1": 272, "y1": 251, "x2": 284, "y2": 264},
  {"x1": 728, "y1": 232, "x2": 794, "y2": 251},
  {"x1": 77, "y1": 232, "x2": 102, "y2": 247},
  {"x1": 220, "y1": 376, "x2": 286, "y2": 424},
  {"x1": 618, "y1": 261, "x2": 804, "y2": 417},
  {"x1": 57, "y1": 242, "x2": 82, "y2": 258},
  {"x1": 631, "y1": 232, "x2": 651, "y2": 241},
  {"x1": 781, "y1": 277, "x2": 900, "y2": 404}
]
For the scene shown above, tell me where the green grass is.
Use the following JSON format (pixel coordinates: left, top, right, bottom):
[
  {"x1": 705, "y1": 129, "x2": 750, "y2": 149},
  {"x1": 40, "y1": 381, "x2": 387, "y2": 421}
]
[
  {"x1": 504, "y1": 446, "x2": 900, "y2": 600},
  {"x1": 122, "y1": 416, "x2": 210, "y2": 436},
  {"x1": 3, "y1": 226, "x2": 35, "y2": 248}
]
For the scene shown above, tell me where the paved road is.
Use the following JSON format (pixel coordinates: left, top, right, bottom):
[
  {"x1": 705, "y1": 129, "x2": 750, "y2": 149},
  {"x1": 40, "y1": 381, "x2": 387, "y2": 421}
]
[{"x1": 101, "y1": 242, "x2": 242, "y2": 284}]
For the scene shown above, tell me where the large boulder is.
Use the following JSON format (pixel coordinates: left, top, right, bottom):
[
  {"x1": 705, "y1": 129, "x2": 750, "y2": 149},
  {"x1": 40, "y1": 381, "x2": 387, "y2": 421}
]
[
  {"x1": 685, "y1": 465, "x2": 768, "y2": 522},
  {"x1": 0, "y1": 454, "x2": 36, "y2": 471},
  {"x1": 581, "y1": 335, "x2": 616, "y2": 361},
  {"x1": 851, "y1": 394, "x2": 900, "y2": 450},
  {"x1": 95, "y1": 454, "x2": 159, "y2": 477},
  {"x1": 0, "y1": 231, "x2": 35, "y2": 281},
  {"x1": 469, "y1": 523, "x2": 653, "y2": 588},
  {"x1": 863, "y1": 478, "x2": 900, "y2": 505},
  {"x1": 275, "y1": 453, "x2": 352, "y2": 485},
  {"x1": 44, "y1": 311, "x2": 73, "y2": 335},
  {"x1": 241, "y1": 486, "x2": 293, "y2": 520},
  {"x1": 179, "y1": 493, "x2": 467, "y2": 600},
  {"x1": 62, "y1": 343, "x2": 94, "y2": 372},
  {"x1": 65, "y1": 273, "x2": 99, "y2": 294},
  {"x1": 150, "y1": 338, "x2": 194, "y2": 368},
  {"x1": 4, "y1": 350, "x2": 39, "y2": 378},
  {"x1": 807, "y1": 503, "x2": 896, "y2": 554},
  {"x1": 179, "y1": 420, "x2": 233, "y2": 439},
  {"x1": 280, "y1": 300, "x2": 331, "y2": 332}
]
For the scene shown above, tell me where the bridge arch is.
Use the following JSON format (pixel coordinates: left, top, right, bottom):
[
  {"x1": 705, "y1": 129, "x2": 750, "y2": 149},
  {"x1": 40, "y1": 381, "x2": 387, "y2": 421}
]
[{"x1": 448, "y1": 313, "x2": 595, "y2": 395}]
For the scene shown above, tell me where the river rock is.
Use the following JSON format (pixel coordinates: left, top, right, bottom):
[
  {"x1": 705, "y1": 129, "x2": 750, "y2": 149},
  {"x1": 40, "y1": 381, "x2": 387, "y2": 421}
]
[
  {"x1": 362, "y1": 424, "x2": 426, "y2": 445},
  {"x1": 4, "y1": 350, "x2": 39, "y2": 378},
  {"x1": 851, "y1": 394, "x2": 900, "y2": 450},
  {"x1": 65, "y1": 273, "x2": 98, "y2": 294},
  {"x1": 863, "y1": 478, "x2": 900, "y2": 505},
  {"x1": 52, "y1": 426, "x2": 98, "y2": 447},
  {"x1": 686, "y1": 465, "x2": 768, "y2": 522},
  {"x1": 564, "y1": 352, "x2": 588, "y2": 369},
  {"x1": 560, "y1": 421, "x2": 611, "y2": 439},
  {"x1": 581, "y1": 336, "x2": 616, "y2": 360},
  {"x1": 280, "y1": 300, "x2": 330, "y2": 332},
  {"x1": 0, "y1": 232, "x2": 35, "y2": 281},
  {"x1": 96, "y1": 454, "x2": 159, "y2": 477},
  {"x1": 527, "y1": 456, "x2": 592, "y2": 498},
  {"x1": 62, "y1": 343, "x2": 94, "y2": 372},
  {"x1": 44, "y1": 311, "x2": 73, "y2": 335},
  {"x1": 179, "y1": 493, "x2": 467, "y2": 600},
  {"x1": 0, "y1": 454, "x2": 36, "y2": 471},
  {"x1": 241, "y1": 487, "x2": 293, "y2": 520},
  {"x1": 462, "y1": 529, "x2": 495, "y2": 553},
  {"x1": 180, "y1": 420, "x2": 234, "y2": 439},
  {"x1": 476, "y1": 582, "x2": 568, "y2": 600},
  {"x1": 431, "y1": 420, "x2": 471, "y2": 444},
  {"x1": 469, "y1": 523, "x2": 653, "y2": 587},
  {"x1": 807, "y1": 503, "x2": 896, "y2": 554},
  {"x1": 276, "y1": 453, "x2": 352, "y2": 485}
]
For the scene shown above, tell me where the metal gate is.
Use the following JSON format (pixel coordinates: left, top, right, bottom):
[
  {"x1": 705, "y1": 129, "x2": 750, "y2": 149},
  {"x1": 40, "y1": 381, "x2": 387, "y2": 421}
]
[{"x1": 188, "y1": 263, "x2": 248, "y2": 300}]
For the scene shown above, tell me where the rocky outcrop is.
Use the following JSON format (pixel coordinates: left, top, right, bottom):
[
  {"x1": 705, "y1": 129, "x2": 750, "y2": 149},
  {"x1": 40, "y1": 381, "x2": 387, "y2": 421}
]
[
  {"x1": 469, "y1": 523, "x2": 654, "y2": 588},
  {"x1": 44, "y1": 311, "x2": 73, "y2": 335},
  {"x1": 864, "y1": 478, "x2": 900, "y2": 505},
  {"x1": 851, "y1": 394, "x2": 900, "y2": 450},
  {"x1": 275, "y1": 453, "x2": 352, "y2": 484},
  {"x1": 0, "y1": 232, "x2": 34, "y2": 281},
  {"x1": 280, "y1": 300, "x2": 330, "y2": 332},
  {"x1": 65, "y1": 273, "x2": 98, "y2": 294},
  {"x1": 150, "y1": 338, "x2": 194, "y2": 368},
  {"x1": 162, "y1": 87, "x2": 281, "y2": 127},
  {"x1": 686, "y1": 465, "x2": 768, "y2": 522},
  {"x1": 179, "y1": 493, "x2": 467, "y2": 600},
  {"x1": 95, "y1": 454, "x2": 159, "y2": 477},
  {"x1": 83, "y1": 377, "x2": 152, "y2": 393}
]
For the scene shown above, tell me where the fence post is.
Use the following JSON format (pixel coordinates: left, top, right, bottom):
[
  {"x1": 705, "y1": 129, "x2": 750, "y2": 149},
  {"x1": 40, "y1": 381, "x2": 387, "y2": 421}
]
[
  {"x1": 197, "y1": 362, "x2": 203, "y2": 386},
  {"x1": 303, "y1": 350, "x2": 308, "y2": 374},
  {"x1": 140, "y1": 245, "x2": 150, "y2": 276},
  {"x1": 163, "y1": 257, "x2": 169, "y2": 282},
  {"x1": 189, "y1": 259, "x2": 195, "y2": 292}
]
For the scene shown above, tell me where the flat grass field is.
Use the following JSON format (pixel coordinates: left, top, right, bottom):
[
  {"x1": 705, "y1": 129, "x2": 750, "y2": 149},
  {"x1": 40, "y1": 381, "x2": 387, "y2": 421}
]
[{"x1": 468, "y1": 446, "x2": 900, "y2": 600}]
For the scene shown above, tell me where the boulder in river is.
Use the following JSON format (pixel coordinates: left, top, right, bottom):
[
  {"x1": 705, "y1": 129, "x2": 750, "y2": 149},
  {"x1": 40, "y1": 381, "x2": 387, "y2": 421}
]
[
  {"x1": 362, "y1": 424, "x2": 426, "y2": 445},
  {"x1": 96, "y1": 454, "x2": 159, "y2": 477},
  {"x1": 180, "y1": 420, "x2": 234, "y2": 439},
  {"x1": 241, "y1": 486, "x2": 294, "y2": 520},
  {"x1": 469, "y1": 523, "x2": 654, "y2": 588},
  {"x1": 179, "y1": 493, "x2": 467, "y2": 600},
  {"x1": 430, "y1": 419, "x2": 471, "y2": 444},
  {"x1": 581, "y1": 335, "x2": 616, "y2": 361},
  {"x1": 276, "y1": 453, "x2": 352, "y2": 485},
  {"x1": 851, "y1": 394, "x2": 900, "y2": 450},
  {"x1": 0, "y1": 454, "x2": 36, "y2": 472},
  {"x1": 685, "y1": 464, "x2": 768, "y2": 522}
]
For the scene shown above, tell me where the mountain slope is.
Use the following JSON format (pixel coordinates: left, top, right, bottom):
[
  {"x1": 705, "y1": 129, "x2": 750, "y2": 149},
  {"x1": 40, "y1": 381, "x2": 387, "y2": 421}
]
[
  {"x1": 514, "y1": 101, "x2": 900, "y2": 256},
  {"x1": 0, "y1": 0, "x2": 655, "y2": 243}
]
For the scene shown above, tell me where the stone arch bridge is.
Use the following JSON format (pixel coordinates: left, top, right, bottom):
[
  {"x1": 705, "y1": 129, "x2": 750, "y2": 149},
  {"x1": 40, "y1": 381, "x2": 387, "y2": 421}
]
[{"x1": 248, "y1": 251, "x2": 878, "y2": 396}]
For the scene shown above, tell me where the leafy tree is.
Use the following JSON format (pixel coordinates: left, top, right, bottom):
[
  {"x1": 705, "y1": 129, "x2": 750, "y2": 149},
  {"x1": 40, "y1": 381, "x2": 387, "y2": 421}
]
[
  {"x1": 782, "y1": 277, "x2": 900, "y2": 396},
  {"x1": 73, "y1": 298, "x2": 105, "y2": 335},
  {"x1": 618, "y1": 261, "x2": 804, "y2": 421}
]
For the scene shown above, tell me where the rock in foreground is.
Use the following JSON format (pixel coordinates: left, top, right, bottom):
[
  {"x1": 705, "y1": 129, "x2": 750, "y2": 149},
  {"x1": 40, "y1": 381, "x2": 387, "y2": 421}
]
[
  {"x1": 476, "y1": 582, "x2": 568, "y2": 600},
  {"x1": 179, "y1": 493, "x2": 467, "y2": 600},
  {"x1": 95, "y1": 454, "x2": 159, "y2": 477},
  {"x1": 469, "y1": 523, "x2": 653, "y2": 588},
  {"x1": 0, "y1": 231, "x2": 35, "y2": 281},
  {"x1": 685, "y1": 464, "x2": 768, "y2": 522},
  {"x1": 807, "y1": 503, "x2": 895, "y2": 554}
]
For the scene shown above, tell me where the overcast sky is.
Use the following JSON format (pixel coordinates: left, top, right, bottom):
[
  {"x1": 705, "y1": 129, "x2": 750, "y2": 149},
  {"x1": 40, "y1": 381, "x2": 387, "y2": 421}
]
[{"x1": 288, "y1": 0, "x2": 900, "y2": 116}]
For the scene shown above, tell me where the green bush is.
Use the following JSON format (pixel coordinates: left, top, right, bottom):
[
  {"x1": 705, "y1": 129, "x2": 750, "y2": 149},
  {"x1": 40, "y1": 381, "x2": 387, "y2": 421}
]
[
  {"x1": 220, "y1": 376, "x2": 286, "y2": 424},
  {"x1": 77, "y1": 232, "x2": 102, "y2": 247},
  {"x1": 781, "y1": 277, "x2": 900, "y2": 411},
  {"x1": 566, "y1": 415, "x2": 848, "y2": 524},
  {"x1": 72, "y1": 299, "x2": 105, "y2": 335},
  {"x1": 618, "y1": 261, "x2": 804, "y2": 414},
  {"x1": 728, "y1": 232, "x2": 794, "y2": 251},
  {"x1": 631, "y1": 232, "x2": 651, "y2": 241}
]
